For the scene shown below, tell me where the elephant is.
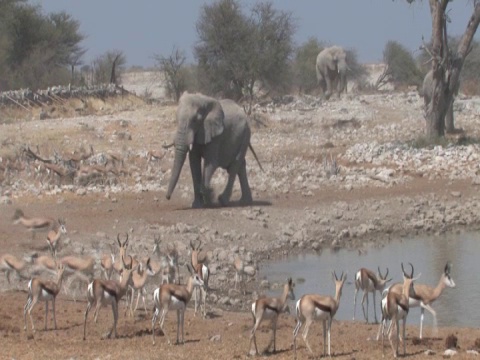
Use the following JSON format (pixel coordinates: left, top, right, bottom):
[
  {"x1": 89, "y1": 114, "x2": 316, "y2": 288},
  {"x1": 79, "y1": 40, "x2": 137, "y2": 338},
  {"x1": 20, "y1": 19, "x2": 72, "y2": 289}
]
[
  {"x1": 316, "y1": 46, "x2": 348, "y2": 100},
  {"x1": 421, "y1": 69, "x2": 456, "y2": 133},
  {"x1": 165, "y1": 92, "x2": 261, "y2": 208}
]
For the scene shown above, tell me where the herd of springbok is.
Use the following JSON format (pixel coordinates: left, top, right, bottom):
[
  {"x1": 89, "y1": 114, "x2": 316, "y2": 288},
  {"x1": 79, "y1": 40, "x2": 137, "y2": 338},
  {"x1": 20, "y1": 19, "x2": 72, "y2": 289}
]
[
  {"x1": 0, "y1": 143, "x2": 168, "y2": 188},
  {"x1": 1, "y1": 208, "x2": 456, "y2": 358}
]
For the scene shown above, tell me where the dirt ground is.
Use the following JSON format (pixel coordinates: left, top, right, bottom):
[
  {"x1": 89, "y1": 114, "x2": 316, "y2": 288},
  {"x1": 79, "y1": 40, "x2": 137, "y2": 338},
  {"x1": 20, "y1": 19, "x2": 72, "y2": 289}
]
[
  {"x1": 1, "y1": 191, "x2": 480, "y2": 359},
  {"x1": 1, "y1": 91, "x2": 480, "y2": 359}
]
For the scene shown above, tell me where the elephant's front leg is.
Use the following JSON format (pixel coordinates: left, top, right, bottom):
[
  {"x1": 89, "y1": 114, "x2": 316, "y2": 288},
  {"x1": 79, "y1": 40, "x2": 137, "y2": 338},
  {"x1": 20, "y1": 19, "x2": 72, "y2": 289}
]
[
  {"x1": 189, "y1": 150, "x2": 203, "y2": 208},
  {"x1": 201, "y1": 159, "x2": 217, "y2": 207},
  {"x1": 236, "y1": 158, "x2": 252, "y2": 205},
  {"x1": 325, "y1": 74, "x2": 333, "y2": 100}
]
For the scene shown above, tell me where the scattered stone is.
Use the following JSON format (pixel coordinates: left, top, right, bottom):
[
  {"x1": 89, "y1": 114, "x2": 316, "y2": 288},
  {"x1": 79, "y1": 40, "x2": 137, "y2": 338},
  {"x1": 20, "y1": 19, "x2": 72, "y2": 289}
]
[
  {"x1": 444, "y1": 349, "x2": 457, "y2": 357},
  {"x1": 0, "y1": 196, "x2": 12, "y2": 204},
  {"x1": 76, "y1": 188, "x2": 87, "y2": 196},
  {"x1": 209, "y1": 334, "x2": 221, "y2": 342}
]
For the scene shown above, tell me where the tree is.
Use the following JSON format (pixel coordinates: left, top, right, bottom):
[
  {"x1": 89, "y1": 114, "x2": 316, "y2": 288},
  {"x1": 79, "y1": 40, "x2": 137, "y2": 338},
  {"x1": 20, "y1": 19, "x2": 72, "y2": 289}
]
[
  {"x1": 411, "y1": 1, "x2": 480, "y2": 137},
  {"x1": 345, "y1": 48, "x2": 369, "y2": 88},
  {"x1": 92, "y1": 50, "x2": 126, "y2": 85},
  {"x1": 0, "y1": 2, "x2": 85, "y2": 90},
  {"x1": 376, "y1": 41, "x2": 424, "y2": 90},
  {"x1": 292, "y1": 38, "x2": 324, "y2": 93},
  {"x1": 153, "y1": 47, "x2": 187, "y2": 102},
  {"x1": 194, "y1": 0, "x2": 295, "y2": 100}
]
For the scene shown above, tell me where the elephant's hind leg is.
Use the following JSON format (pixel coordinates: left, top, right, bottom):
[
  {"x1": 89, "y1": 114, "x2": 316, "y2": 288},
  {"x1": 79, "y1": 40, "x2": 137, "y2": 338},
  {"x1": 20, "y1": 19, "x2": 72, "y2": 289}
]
[
  {"x1": 237, "y1": 159, "x2": 253, "y2": 205},
  {"x1": 218, "y1": 164, "x2": 238, "y2": 206}
]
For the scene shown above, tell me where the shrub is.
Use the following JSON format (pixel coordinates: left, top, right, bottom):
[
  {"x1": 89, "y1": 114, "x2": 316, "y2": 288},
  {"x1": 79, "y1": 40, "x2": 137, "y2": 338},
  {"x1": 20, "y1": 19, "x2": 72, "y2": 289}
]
[
  {"x1": 377, "y1": 41, "x2": 423, "y2": 90},
  {"x1": 292, "y1": 38, "x2": 324, "y2": 94},
  {"x1": 153, "y1": 47, "x2": 187, "y2": 102},
  {"x1": 194, "y1": 0, "x2": 295, "y2": 100}
]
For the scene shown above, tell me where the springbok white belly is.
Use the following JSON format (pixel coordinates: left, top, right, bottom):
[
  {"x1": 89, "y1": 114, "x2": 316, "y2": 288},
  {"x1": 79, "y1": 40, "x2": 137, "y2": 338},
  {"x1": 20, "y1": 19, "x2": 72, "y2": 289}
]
[
  {"x1": 408, "y1": 297, "x2": 421, "y2": 308},
  {"x1": 39, "y1": 289, "x2": 54, "y2": 301},
  {"x1": 314, "y1": 308, "x2": 331, "y2": 321},
  {"x1": 101, "y1": 291, "x2": 115, "y2": 306},
  {"x1": 355, "y1": 272, "x2": 375, "y2": 292},
  {"x1": 168, "y1": 295, "x2": 186, "y2": 311},
  {"x1": 252, "y1": 302, "x2": 278, "y2": 320}
]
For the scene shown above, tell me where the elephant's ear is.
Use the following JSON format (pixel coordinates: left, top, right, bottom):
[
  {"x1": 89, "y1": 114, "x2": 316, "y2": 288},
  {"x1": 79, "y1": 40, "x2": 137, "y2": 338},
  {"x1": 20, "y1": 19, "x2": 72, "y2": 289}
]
[{"x1": 196, "y1": 99, "x2": 225, "y2": 144}]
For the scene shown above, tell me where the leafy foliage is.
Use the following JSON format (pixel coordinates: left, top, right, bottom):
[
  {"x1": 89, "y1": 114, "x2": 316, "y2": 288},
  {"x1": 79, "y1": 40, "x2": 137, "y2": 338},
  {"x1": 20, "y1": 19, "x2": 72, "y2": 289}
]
[
  {"x1": 292, "y1": 40, "x2": 366, "y2": 94},
  {"x1": 194, "y1": 0, "x2": 295, "y2": 100},
  {"x1": 377, "y1": 41, "x2": 423, "y2": 89},
  {"x1": 0, "y1": 1, "x2": 85, "y2": 90},
  {"x1": 345, "y1": 48, "x2": 368, "y2": 85},
  {"x1": 292, "y1": 37, "x2": 324, "y2": 93}
]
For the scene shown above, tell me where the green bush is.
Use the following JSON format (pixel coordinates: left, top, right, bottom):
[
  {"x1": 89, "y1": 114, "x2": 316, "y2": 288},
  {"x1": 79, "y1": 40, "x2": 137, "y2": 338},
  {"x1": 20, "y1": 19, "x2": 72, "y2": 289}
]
[
  {"x1": 292, "y1": 38, "x2": 324, "y2": 94},
  {"x1": 194, "y1": 0, "x2": 295, "y2": 100},
  {"x1": 378, "y1": 41, "x2": 423, "y2": 89},
  {"x1": 0, "y1": 2, "x2": 85, "y2": 90}
]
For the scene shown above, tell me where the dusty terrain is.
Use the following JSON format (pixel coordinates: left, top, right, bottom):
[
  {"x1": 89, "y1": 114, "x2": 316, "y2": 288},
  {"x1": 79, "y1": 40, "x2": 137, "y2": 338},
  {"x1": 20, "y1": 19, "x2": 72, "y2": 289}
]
[{"x1": 1, "y1": 82, "x2": 480, "y2": 358}]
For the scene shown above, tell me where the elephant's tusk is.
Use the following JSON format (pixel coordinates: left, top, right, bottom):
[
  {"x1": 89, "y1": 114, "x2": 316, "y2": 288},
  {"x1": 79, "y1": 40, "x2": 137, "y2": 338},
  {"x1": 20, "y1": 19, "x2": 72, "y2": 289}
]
[{"x1": 162, "y1": 142, "x2": 175, "y2": 149}]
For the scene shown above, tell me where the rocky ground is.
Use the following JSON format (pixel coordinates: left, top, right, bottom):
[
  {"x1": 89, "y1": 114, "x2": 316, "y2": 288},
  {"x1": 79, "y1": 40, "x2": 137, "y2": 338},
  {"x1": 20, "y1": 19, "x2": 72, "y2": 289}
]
[{"x1": 1, "y1": 85, "x2": 480, "y2": 358}]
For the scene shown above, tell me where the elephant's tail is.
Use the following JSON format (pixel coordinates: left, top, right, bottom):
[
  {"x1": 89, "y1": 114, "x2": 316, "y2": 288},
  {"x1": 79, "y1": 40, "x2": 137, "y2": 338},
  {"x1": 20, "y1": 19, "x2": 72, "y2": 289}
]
[{"x1": 248, "y1": 143, "x2": 264, "y2": 172}]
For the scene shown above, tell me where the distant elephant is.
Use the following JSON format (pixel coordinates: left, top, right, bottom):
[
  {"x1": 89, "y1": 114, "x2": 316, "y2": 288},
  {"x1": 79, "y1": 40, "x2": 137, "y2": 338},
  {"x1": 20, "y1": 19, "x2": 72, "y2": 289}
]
[
  {"x1": 165, "y1": 92, "x2": 260, "y2": 208},
  {"x1": 422, "y1": 69, "x2": 455, "y2": 133},
  {"x1": 316, "y1": 46, "x2": 348, "y2": 100}
]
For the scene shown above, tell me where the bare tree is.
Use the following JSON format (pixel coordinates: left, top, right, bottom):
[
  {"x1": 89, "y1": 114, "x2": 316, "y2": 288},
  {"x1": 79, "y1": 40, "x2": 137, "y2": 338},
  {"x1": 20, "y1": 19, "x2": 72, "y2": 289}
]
[
  {"x1": 92, "y1": 50, "x2": 126, "y2": 85},
  {"x1": 153, "y1": 47, "x2": 187, "y2": 102},
  {"x1": 412, "y1": 1, "x2": 480, "y2": 137}
]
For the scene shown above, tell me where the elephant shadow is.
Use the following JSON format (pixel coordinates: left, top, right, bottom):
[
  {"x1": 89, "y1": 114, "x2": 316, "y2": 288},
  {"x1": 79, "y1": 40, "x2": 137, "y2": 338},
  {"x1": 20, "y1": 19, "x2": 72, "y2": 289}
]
[{"x1": 176, "y1": 199, "x2": 272, "y2": 211}]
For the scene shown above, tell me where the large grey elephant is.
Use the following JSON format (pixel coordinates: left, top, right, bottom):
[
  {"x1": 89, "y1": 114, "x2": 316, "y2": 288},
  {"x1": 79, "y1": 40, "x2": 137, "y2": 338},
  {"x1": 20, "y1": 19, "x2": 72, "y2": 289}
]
[
  {"x1": 422, "y1": 69, "x2": 455, "y2": 133},
  {"x1": 165, "y1": 92, "x2": 259, "y2": 208},
  {"x1": 316, "y1": 46, "x2": 348, "y2": 100}
]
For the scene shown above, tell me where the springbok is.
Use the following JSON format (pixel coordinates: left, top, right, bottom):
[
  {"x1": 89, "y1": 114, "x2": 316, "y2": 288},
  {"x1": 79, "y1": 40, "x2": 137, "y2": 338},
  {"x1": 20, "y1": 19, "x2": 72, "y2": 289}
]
[
  {"x1": 353, "y1": 266, "x2": 391, "y2": 323},
  {"x1": 150, "y1": 234, "x2": 178, "y2": 285},
  {"x1": 127, "y1": 258, "x2": 155, "y2": 316},
  {"x1": 100, "y1": 243, "x2": 116, "y2": 280},
  {"x1": 249, "y1": 278, "x2": 295, "y2": 355},
  {"x1": 46, "y1": 218, "x2": 67, "y2": 257},
  {"x1": 190, "y1": 239, "x2": 210, "y2": 317},
  {"x1": 233, "y1": 256, "x2": 246, "y2": 295},
  {"x1": 58, "y1": 254, "x2": 96, "y2": 301},
  {"x1": 24, "y1": 262, "x2": 65, "y2": 335},
  {"x1": 293, "y1": 271, "x2": 347, "y2": 358},
  {"x1": 27, "y1": 252, "x2": 57, "y2": 276},
  {"x1": 112, "y1": 233, "x2": 138, "y2": 274},
  {"x1": 83, "y1": 257, "x2": 137, "y2": 340},
  {"x1": 13, "y1": 209, "x2": 57, "y2": 240},
  {"x1": 379, "y1": 263, "x2": 420, "y2": 358},
  {"x1": 152, "y1": 264, "x2": 205, "y2": 345},
  {"x1": 0, "y1": 253, "x2": 29, "y2": 284},
  {"x1": 385, "y1": 261, "x2": 455, "y2": 339}
]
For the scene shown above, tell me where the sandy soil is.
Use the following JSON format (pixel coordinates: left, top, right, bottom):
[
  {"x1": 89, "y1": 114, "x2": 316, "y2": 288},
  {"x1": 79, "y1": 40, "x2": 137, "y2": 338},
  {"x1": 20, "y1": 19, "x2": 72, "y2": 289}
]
[{"x1": 1, "y1": 89, "x2": 480, "y2": 359}]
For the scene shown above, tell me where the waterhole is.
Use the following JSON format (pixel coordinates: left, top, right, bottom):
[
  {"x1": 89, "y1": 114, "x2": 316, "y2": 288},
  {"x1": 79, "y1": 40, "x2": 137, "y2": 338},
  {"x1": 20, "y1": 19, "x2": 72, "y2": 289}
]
[{"x1": 262, "y1": 232, "x2": 477, "y2": 328}]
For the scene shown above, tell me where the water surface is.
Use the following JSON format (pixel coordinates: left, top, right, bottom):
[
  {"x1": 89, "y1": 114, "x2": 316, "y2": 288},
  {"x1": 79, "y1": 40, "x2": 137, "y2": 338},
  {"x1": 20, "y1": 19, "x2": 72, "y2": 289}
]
[{"x1": 262, "y1": 232, "x2": 477, "y2": 328}]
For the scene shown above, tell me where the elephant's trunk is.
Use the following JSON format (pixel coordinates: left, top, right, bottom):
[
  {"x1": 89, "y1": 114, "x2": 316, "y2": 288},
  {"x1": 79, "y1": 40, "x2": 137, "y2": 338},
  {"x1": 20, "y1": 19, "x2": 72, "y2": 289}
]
[
  {"x1": 166, "y1": 137, "x2": 189, "y2": 200},
  {"x1": 337, "y1": 63, "x2": 348, "y2": 94}
]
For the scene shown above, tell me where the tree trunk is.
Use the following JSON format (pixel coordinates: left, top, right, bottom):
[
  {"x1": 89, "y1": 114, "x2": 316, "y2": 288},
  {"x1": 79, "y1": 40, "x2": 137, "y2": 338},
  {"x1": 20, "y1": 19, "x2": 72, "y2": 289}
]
[
  {"x1": 425, "y1": 1, "x2": 480, "y2": 138},
  {"x1": 445, "y1": 102, "x2": 455, "y2": 133}
]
